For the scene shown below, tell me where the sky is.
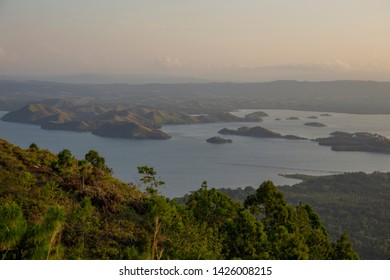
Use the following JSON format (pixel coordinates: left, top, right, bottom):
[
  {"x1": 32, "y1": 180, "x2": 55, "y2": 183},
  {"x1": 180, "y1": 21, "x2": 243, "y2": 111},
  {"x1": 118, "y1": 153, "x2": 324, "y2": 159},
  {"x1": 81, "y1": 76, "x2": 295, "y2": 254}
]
[{"x1": 0, "y1": 0, "x2": 390, "y2": 82}]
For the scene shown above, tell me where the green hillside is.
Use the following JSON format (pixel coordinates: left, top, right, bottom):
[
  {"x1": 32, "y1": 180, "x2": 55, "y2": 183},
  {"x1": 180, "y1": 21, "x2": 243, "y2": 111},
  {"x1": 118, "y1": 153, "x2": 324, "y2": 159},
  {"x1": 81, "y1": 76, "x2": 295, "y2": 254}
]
[{"x1": 0, "y1": 138, "x2": 358, "y2": 260}]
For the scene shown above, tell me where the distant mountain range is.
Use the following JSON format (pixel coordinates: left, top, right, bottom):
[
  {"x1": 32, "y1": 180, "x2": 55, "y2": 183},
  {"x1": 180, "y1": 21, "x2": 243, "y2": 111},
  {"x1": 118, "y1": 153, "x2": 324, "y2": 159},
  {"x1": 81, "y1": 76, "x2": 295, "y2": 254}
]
[{"x1": 1, "y1": 79, "x2": 390, "y2": 114}]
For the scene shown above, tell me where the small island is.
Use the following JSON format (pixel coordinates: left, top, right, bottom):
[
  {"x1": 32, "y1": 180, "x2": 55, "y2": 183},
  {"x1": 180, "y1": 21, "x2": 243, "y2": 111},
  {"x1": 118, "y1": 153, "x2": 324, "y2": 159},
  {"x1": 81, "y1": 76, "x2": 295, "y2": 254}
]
[
  {"x1": 307, "y1": 116, "x2": 319, "y2": 119},
  {"x1": 206, "y1": 136, "x2": 233, "y2": 144},
  {"x1": 314, "y1": 131, "x2": 390, "y2": 154},
  {"x1": 218, "y1": 126, "x2": 306, "y2": 140},
  {"x1": 286, "y1": 117, "x2": 299, "y2": 120},
  {"x1": 244, "y1": 111, "x2": 268, "y2": 122},
  {"x1": 304, "y1": 122, "x2": 327, "y2": 127}
]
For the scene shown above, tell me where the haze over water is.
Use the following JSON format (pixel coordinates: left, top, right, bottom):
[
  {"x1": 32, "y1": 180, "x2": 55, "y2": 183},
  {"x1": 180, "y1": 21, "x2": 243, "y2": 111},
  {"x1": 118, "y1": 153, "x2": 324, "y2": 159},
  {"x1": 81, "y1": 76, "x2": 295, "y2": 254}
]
[{"x1": 1, "y1": 109, "x2": 390, "y2": 197}]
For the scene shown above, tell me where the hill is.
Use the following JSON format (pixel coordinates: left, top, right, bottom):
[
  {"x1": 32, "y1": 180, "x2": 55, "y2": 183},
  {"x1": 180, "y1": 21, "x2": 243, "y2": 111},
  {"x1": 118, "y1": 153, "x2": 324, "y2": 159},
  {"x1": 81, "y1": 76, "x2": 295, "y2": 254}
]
[
  {"x1": 0, "y1": 138, "x2": 357, "y2": 260},
  {"x1": 1, "y1": 102, "x2": 246, "y2": 140}
]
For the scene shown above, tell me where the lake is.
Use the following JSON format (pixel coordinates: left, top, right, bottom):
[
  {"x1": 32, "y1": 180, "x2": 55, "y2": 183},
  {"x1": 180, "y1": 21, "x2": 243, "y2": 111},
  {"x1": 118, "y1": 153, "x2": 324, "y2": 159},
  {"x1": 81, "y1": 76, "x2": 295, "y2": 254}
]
[{"x1": 1, "y1": 109, "x2": 390, "y2": 197}]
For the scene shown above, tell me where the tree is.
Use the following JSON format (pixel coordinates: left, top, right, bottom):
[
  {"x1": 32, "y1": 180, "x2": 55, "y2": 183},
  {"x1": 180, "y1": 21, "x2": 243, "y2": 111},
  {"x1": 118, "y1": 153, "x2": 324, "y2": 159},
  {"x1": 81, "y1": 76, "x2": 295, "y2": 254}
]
[
  {"x1": 0, "y1": 203, "x2": 27, "y2": 260},
  {"x1": 83, "y1": 150, "x2": 111, "y2": 183},
  {"x1": 186, "y1": 181, "x2": 240, "y2": 228},
  {"x1": 244, "y1": 181, "x2": 294, "y2": 232},
  {"x1": 244, "y1": 181, "x2": 309, "y2": 259},
  {"x1": 0, "y1": 204, "x2": 65, "y2": 260},
  {"x1": 85, "y1": 150, "x2": 106, "y2": 169},
  {"x1": 137, "y1": 166, "x2": 164, "y2": 196},
  {"x1": 223, "y1": 209, "x2": 268, "y2": 259},
  {"x1": 296, "y1": 203, "x2": 333, "y2": 259},
  {"x1": 28, "y1": 143, "x2": 39, "y2": 150},
  {"x1": 24, "y1": 206, "x2": 65, "y2": 260},
  {"x1": 333, "y1": 232, "x2": 359, "y2": 260},
  {"x1": 57, "y1": 149, "x2": 73, "y2": 167}
]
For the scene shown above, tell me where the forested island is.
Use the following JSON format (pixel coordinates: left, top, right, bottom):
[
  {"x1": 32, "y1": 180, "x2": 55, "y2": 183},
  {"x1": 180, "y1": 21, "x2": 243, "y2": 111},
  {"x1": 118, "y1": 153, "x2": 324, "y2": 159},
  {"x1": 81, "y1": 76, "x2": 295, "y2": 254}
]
[
  {"x1": 315, "y1": 131, "x2": 390, "y2": 154},
  {"x1": 206, "y1": 136, "x2": 233, "y2": 144},
  {"x1": 0, "y1": 138, "x2": 358, "y2": 260},
  {"x1": 304, "y1": 122, "x2": 327, "y2": 127},
  {"x1": 218, "y1": 126, "x2": 307, "y2": 140}
]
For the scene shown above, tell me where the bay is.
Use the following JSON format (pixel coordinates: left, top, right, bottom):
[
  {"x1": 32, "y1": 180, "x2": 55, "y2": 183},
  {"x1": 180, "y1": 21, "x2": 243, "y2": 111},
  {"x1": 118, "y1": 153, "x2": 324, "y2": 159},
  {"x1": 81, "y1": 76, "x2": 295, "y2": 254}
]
[{"x1": 1, "y1": 110, "x2": 390, "y2": 198}]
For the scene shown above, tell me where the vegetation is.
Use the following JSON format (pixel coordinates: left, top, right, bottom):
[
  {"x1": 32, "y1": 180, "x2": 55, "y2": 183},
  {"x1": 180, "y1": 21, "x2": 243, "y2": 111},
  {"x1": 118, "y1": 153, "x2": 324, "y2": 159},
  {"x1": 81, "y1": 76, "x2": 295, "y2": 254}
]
[
  {"x1": 220, "y1": 172, "x2": 390, "y2": 259},
  {"x1": 0, "y1": 138, "x2": 358, "y2": 259}
]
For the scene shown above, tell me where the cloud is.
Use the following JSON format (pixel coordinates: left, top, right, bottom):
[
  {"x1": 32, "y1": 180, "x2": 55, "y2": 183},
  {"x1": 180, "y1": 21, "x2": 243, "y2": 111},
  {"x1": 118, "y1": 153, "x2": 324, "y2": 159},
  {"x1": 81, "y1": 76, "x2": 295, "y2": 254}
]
[
  {"x1": 152, "y1": 56, "x2": 184, "y2": 69},
  {"x1": 251, "y1": 61, "x2": 353, "y2": 72}
]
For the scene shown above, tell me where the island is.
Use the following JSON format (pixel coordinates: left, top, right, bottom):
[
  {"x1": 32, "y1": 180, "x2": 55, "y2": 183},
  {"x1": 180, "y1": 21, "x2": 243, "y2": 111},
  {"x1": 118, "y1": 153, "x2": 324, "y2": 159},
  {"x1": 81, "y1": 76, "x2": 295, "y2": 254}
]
[
  {"x1": 307, "y1": 116, "x2": 319, "y2": 119},
  {"x1": 206, "y1": 136, "x2": 233, "y2": 144},
  {"x1": 286, "y1": 117, "x2": 299, "y2": 120},
  {"x1": 314, "y1": 131, "x2": 390, "y2": 154},
  {"x1": 92, "y1": 122, "x2": 171, "y2": 140},
  {"x1": 304, "y1": 122, "x2": 327, "y2": 127},
  {"x1": 218, "y1": 126, "x2": 306, "y2": 140},
  {"x1": 244, "y1": 111, "x2": 268, "y2": 122}
]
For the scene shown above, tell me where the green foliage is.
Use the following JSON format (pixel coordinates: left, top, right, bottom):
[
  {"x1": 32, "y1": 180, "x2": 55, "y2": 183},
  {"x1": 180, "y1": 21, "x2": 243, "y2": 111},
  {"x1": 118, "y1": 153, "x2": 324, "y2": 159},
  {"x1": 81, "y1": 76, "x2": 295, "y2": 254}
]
[
  {"x1": 223, "y1": 210, "x2": 268, "y2": 259},
  {"x1": 333, "y1": 232, "x2": 359, "y2": 260},
  {"x1": 137, "y1": 166, "x2": 165, "y2": 196},
  {"x1": 58, "y1": 149, "x2": 73, "y2": 167},
  {"x1": 25, "y1": 206, "x2": 65, "y2": 260},
  {"x1": 221, "y1": 172, "x2": 390, "y2": 259},
  {"x1": 186, "y1": 181, "x2": 240, "y2": 226},
  {"x1": 85, "y1": 150, "x2": 110, "y2": 172},
  {"x1": 280, "y1": 172, "x2": 390, "y2": 259},
  {"x1": 0, "y1": 203, "x2": 27, "y2": 259},
  {"x1": 29, "y1": 143, "x2": 39, "y2": 150},
  {"x1": 0, "y1": 204, "x2": 65, "y2": 260}
]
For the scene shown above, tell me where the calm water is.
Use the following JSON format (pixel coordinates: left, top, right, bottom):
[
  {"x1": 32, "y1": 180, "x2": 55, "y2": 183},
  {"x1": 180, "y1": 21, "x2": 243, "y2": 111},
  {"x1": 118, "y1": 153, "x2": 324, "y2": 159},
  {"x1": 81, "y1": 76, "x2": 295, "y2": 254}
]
[{"x1": 1, "y1": 110, "x2": 390, "y2": 197}]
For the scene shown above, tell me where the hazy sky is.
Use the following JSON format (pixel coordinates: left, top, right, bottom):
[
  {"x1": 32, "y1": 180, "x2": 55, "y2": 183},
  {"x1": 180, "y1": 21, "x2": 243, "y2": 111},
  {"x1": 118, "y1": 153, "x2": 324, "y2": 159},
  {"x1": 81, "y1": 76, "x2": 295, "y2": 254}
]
[{"x1": 1, "y1": 0, "x2": 390, "y2": 82}]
